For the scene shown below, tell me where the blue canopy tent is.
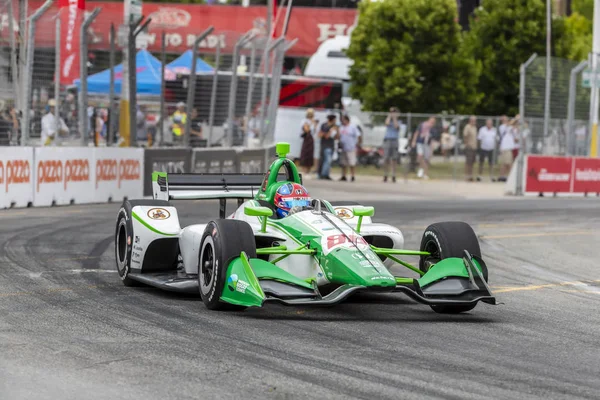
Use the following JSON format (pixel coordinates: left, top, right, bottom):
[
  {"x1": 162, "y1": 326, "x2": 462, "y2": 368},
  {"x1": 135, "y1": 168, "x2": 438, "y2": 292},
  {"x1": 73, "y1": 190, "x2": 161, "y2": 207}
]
[
  {"x1": 167, "y1": 50, "x2": 214, "y2": 74},
  {"x1": 74, "y1": 49, "x2": 168, "y2": 96}
]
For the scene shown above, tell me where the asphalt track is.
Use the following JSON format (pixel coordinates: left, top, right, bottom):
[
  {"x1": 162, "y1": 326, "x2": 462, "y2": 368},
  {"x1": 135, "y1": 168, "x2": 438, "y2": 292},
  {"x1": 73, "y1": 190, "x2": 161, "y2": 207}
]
[{"x1": 1, "y1": 193, "x2": 600, "y2": 399}]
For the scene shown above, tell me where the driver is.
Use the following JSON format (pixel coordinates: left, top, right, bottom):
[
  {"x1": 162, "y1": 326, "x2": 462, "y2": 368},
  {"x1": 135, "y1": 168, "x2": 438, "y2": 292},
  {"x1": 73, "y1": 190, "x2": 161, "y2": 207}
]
[{"x1": 274, "y1": 182, "x2": 312, "y2": 218}]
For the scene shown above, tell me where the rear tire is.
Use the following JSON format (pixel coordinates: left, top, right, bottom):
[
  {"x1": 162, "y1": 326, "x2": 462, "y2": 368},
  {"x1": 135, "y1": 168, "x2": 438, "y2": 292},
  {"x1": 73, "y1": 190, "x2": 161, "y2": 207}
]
[
  {"x1": 198, "y1": 220, "x2": 257, "y2": 311},
  {"x1": 418, "y1": 221, "x2": 486, "y2": 314},
  {"x1": 114, "y1": 199, "x2": 172, "y2": 287}
]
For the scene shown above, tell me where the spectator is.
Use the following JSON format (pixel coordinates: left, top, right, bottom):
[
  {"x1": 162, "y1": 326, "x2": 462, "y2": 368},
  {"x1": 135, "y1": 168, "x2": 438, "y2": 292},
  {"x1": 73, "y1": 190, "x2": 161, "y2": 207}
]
[
  {"x1": 575, "y1": 124, "x2": 587, "y2": 156},
  {"x1": 136, "y1": 104, "x2": 147, "y2": 144},
  {"x1": 382, "y1": 107, "x2": 400, "y2": 183},
  {"x1": 317, "y1": 114, "x2": 337, "y2": 180},
  {"x1": 511, "y1": 114, "x2": 522, "y2": 159},
  {"x1": 477, "y1": 118, "x2": 497, "y2": 181},
  {"x1": 299, "y1": 108, "x2": 318, "y2": 174},
  {"x1": 411, "y1": 117, "x2": 435, "y2": 179},
  {"x1": 338, "y1": 114, "x2": 361, "y2": 182},
  {"x1": 190, "y1": 108, "x2": 203, "y2": 138},
  {"x1": 498, "y1": 115, "x2": 509, "y2": 140},
  {"x1": 498, "y1": 120, "x2": 516, "y2": 182},
  {"x1": 41, "y1": 99, "x2": 68, "y2": 146},
  {"x1": 170, "y1": 102, "x2": 187, "y2": 143},
  {"x1": 245, "y1": 108, "x2": 260, "y2": 142},
  {"x1": 463, "y1": 116, "x2": 478, "y2": 182}
]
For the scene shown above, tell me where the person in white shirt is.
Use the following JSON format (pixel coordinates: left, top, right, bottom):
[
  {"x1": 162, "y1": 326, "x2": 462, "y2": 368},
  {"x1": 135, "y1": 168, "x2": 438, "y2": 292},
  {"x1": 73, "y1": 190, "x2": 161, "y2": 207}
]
[
  {"x1": 498, "y1": 120, "x2": 516, "y2": 181},
  {"x1": 477, "y1": 119, "x2": 497, "y2": 181},
  {"x1": 41, "y1": 99, "x2": 69, "y2": 146}
]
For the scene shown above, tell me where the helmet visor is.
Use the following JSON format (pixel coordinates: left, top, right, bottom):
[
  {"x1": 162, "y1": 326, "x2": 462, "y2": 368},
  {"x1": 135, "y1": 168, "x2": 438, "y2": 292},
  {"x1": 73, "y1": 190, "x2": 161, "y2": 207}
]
[{"x1": 281, "y1": 199, "x2": 311, "y2": 210}]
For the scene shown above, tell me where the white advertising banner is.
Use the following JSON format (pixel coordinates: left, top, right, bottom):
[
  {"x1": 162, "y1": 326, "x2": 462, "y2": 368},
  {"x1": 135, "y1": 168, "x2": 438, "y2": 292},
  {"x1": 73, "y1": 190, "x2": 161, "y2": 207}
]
[
  {"x1": 34, "y1": 147, "x2": 96, "y2": 207},
  {"x1": 0, "y1": 147, "x2": 34, "y2": 209},
  {"x1": 94, "y1": 148, "x2": 144, "y2": 203}
]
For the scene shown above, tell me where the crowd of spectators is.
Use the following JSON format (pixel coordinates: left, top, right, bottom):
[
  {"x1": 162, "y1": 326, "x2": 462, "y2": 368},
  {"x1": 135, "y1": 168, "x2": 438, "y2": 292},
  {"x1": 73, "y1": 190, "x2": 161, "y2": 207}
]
[{"x1": 299, "y1": 108, "x2": 362, "y2": 182}]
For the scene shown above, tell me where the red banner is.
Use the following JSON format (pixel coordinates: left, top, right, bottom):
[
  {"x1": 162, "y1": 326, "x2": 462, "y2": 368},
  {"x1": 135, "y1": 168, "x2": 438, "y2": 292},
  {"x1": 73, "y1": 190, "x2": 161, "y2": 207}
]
[
  {"x1": 524, "y1": 155, "x2": 600, "y2": 194},
  {"x1": 572, "y1": 157, "x2": 600, "y2": 193},
  {"x1": 59, "y1": 0, "x2": 85, "y2": 85},
  {"x1": 1, "y1": 2, "x2": 356, "y2": 60}
]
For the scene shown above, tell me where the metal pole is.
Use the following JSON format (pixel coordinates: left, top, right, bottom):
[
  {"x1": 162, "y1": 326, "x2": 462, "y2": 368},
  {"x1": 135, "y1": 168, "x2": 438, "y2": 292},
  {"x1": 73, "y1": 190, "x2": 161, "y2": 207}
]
[
  {"x1": 516, "y1": 53, "x2": 538, "y2": 196},
  {"x1": 159, "y1": 30, "x2": 166, "y2": 148},
  {"x1": 129, "y1": 17, "x2": 152, "y2": 147},
  {"x1": 108, "y1": 23, "x2": 116, "y2": 146},
  {"x1": 22, "y1": 0, "x2": 54, "y2": 146},
  {"x1": 590, "y1": 0, "x2": 600, "y2": 156},
  {"x1": 79, "y1": 7, "x2": 101, "y2": 146},
  {"x1": 8, "y1": 0, "x2": 19, "y2": 135},
  {"x1": 259, "y1": 37, "x2": 284, "y2": 142},
  {"x1": 244, "y1": 40, "x2": 257, "y2": 126},
  {"x1": 208, "y1": 44, "x2": 220, "y2": 148},
  {"x1": 18, "y1": 0, "x2": 27, "y2": 125},
  {"x1": 543, "y1": 0, "x2": 552, "y2": 144},
  {"x1": 264, "y1": 38, "x2": 296, "y2": 145},
  {"x1": 227, "y1": 31, "x2": 254, "y2": 147},
  {"x1": 185, "y1": 26, "x2": 215, "y2": 148},
  {"x1": 453, "y1": 118, "x2": 461, "y2": 180},
  {"x1": 567, "y1": 60, "x2": 588, "y2": 156},
  {"x1": 54, "y1": 16, "x2": 61, "y2": 139}
]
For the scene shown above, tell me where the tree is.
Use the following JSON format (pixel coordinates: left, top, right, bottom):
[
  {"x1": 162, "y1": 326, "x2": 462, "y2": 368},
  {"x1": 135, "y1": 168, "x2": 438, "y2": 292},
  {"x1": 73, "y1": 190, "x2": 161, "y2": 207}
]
[
  {"x1": 460, "y1": 0, "x2": 555, "y2": 115},
  {"x1": 346, "y1": 0, "x2": 481, "y2": 113},
  {"x1": 555, "y1": 12, "x2": 592, "y2": 61}
]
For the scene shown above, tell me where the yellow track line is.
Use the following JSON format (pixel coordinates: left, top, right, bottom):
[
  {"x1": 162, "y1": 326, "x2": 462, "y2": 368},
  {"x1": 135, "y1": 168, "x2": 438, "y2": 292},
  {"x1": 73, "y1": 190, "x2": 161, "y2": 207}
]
[
  {"x1": 494, "y1": 280, "x2": 600, "y2": 294},
  {"x1": 480, "y1": 230, "x2": 592, "y2": 240}
]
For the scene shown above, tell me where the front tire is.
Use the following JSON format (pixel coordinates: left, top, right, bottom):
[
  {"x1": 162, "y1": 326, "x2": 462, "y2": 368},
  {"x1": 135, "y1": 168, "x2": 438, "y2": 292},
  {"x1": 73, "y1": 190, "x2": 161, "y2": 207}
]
[
  {"x1": 114, "y1": 199, "x2": 172, "y2": 287},
  {"x1": 198, "y1": 220, "x2": 257, "y2": 311},
  {"x1": 418, "y1": 221, "x2": 486, "y2": 314}
]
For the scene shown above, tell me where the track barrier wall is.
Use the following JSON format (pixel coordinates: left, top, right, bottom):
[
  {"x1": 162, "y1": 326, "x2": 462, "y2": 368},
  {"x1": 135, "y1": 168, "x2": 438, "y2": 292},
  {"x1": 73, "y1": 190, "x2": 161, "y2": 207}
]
[
  {"x1": 505, "y1": 154, "x2": 600, "y2": 196},
  {"x1": 1, "y1": 145, "x2": 281, "y2": 208}
]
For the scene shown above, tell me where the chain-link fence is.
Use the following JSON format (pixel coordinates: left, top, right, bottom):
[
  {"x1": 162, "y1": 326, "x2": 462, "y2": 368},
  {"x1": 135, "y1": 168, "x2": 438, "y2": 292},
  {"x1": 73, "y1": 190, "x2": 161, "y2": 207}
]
[
  {"x1": 522, "y1": 55, "x2": 592, "y2": 157},
  {"x1": 0, "y1": 1, "x2": 294, "y2": 149},
  {"x1": 274, "y1": 107, "x2": 516, "y2": 181}
]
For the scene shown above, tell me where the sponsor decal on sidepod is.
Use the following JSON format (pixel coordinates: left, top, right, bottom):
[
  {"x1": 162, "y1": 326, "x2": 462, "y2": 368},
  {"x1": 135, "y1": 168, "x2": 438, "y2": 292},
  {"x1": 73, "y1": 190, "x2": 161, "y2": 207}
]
[
  {"x1": 0, "y1": 160, "x2": 31, "y2": 193},
  {"x1": 37, "y1": 159, "x2": 90, "y2": 192}
]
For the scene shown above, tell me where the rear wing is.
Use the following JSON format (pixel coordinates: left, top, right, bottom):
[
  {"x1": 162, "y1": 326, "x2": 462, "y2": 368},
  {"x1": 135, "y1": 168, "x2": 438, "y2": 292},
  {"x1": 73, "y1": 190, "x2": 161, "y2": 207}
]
[{"x1": 152, "y1": 172, "x2": 302, "y2": 218}]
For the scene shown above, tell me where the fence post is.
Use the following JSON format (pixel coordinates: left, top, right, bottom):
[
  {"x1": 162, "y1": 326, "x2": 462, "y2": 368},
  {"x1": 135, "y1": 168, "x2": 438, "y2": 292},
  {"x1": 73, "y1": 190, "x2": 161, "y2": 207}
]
[
  {"x1": 516, "y1": 53, "x2": 538, "y2": 196},
  {"x1": 79, "y1": 7, "x2": 101, "y2": 146},
  {"x1": 21, "y1": 0, "x2": 54, "y2": 146},
  {"x1": 158, "y1": 31, "x2": 166, "y2": 148},
  {"x1": 184, "y1": 26, "x2": 215, "y2": 147},
  {"x1": 258, "y1": 37, "x2": 284, "y2": 144},
  {"x1": 453, "y1": 117, "x2": 461, "y2": 181},
  {"x1": 8, "y1": 0, "x2": 19, "y2": 142},
  {"x1": 207, "y1": 45, "x2": 221, "y2": 148},
  {"x1": 264, "y1": 39, "x2": 297, "y2": 146},
  {"x1": 108, "y1": 23, "x2": 116, "y2": 146},
  {"x1": 567, "y1": 60, "x2": 588, "y2": 156},
  {"x1": 243, "y1": 39, "x2": 258, "y2": 148},
  {"x1": 227, "y1": 31, "x2": 255, "y2": 147},
  {"x1": 54, "y1": 15, "x2": 61, "y2": 139},
  {"x1": 129, "y1": 16, "x2": 152, "y2": 148}
]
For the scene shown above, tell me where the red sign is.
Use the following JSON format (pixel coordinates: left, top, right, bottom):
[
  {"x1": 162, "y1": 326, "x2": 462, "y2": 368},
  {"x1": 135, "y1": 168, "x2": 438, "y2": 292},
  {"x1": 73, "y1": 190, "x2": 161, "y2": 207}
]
[
  {"x1": 523, "y1": 155, "x2": 600, "y2": 194},
  {"x1": 58, "y1": 0, "x2": 85, "y2": 85},
  {"x1": 572, "y1": 157, "x2": 600, "y2": 193},
  {"x1": 2, "y1": 2, "x2": 356, "y2": 63},
  {"x1": 525, "y1": 155, "x2": 573, "y2": 193}
]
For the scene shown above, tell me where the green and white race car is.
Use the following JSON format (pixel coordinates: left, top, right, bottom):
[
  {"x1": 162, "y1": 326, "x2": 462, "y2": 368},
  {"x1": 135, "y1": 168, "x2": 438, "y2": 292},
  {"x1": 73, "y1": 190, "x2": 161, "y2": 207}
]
[{"x1": 114, "y1": 142, "x2": 496, "y2": 314}]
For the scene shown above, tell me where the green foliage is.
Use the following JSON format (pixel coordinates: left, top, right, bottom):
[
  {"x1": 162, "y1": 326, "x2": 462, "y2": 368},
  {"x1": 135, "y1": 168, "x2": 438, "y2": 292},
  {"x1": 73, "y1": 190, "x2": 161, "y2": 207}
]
[
  {"x1": 461, "y1": 0, "x2": 556, "y2": 115},
  {"x1": 572, "y1": 0, "x2": 594, "y2": 21},
  {"x1": 346, "y1": 0, "x2": 481, "y2": 114},
  {"x1": 555, "y1": 12, "x2": 592, "y2": 61}
]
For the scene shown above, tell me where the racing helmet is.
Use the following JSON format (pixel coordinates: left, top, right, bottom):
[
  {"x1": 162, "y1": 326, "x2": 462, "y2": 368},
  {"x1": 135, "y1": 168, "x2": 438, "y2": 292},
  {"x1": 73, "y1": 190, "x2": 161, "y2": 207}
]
[{"x1": 273, "y1": 183, "x2": 312, "y2": 218}]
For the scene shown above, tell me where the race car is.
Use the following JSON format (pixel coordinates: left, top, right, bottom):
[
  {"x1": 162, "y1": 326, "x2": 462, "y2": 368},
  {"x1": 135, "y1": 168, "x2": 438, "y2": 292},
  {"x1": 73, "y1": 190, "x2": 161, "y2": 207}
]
[{"x1": 114, "y1": 142, "x2": 496, "y2": 314}]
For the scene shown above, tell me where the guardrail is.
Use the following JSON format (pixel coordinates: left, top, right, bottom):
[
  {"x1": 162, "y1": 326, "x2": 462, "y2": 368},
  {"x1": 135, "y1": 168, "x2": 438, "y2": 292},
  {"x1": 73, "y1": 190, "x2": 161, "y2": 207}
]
[{"x1": 0, "y1": 145, "x2": 277, "y2": 208}]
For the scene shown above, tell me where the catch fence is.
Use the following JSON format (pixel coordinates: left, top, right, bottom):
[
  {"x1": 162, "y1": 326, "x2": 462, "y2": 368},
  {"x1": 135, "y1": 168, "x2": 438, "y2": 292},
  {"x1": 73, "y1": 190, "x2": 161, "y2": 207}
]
[{"x1": 0, "y1": 0, "x2": 293, "y2": 149}]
